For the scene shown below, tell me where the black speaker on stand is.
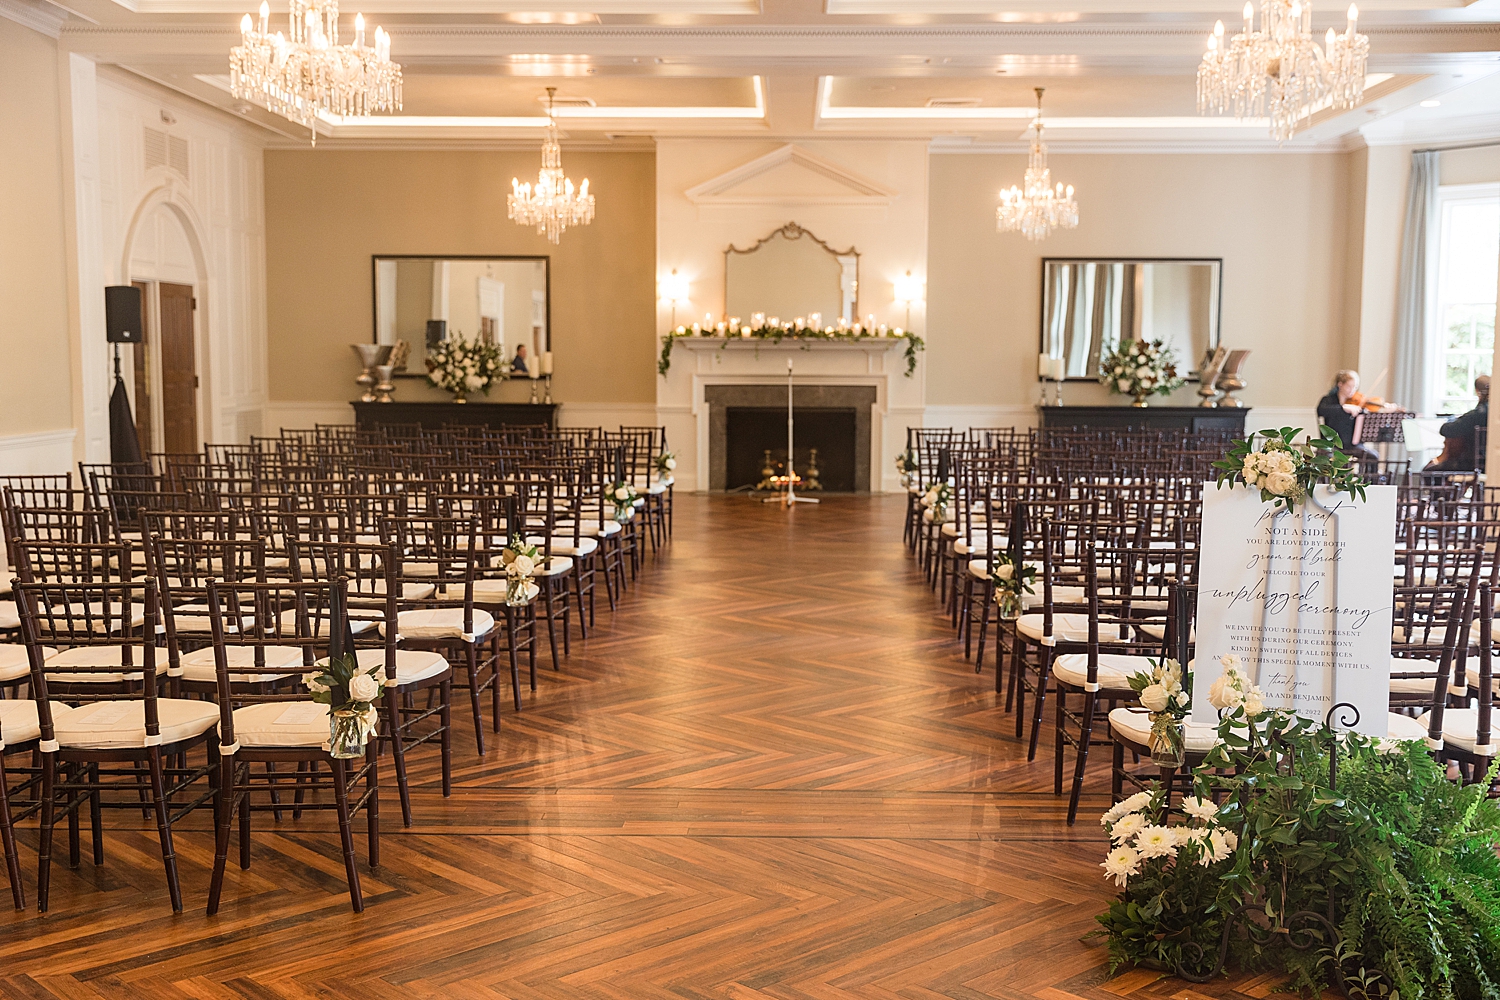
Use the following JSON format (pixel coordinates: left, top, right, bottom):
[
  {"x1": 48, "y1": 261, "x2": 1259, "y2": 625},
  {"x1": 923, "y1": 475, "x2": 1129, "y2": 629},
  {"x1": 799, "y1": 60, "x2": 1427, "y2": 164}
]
[{"x1": 104, "y1": 285, "x2": 145, "y2": 465}]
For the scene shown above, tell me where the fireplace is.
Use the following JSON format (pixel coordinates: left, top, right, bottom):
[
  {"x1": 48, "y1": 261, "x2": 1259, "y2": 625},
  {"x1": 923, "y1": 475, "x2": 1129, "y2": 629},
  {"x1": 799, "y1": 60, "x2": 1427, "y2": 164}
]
[
  {"x1": 705, "y1": 384, "x2": 876, "y2": 492},
  {"x1": 725, "y1": 407, "x2": 858, "y2": 492}
]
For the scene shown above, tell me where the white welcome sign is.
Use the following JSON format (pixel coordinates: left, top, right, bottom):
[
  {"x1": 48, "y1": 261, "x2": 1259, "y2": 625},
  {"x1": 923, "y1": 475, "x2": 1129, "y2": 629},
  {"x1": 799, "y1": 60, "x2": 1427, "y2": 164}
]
[{"x1": 1191, "y1": 483, "x2": 1397, "y2": 737}]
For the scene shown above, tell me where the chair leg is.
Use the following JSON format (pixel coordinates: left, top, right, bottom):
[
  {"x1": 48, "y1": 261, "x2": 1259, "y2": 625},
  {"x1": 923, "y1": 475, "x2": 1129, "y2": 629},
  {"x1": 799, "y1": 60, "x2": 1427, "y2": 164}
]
[
  {"x1": 1027, "y1": 648, "x2": 1053, "y2": 759},
  {"x1": 365, "y1": 744, "x2": 380, "y2": 869},
  {"x1": 507, "y1": 608, "x2": 523, "y2": 710},
  {"x1": 542, "y1": 586, "x2": 561, "y2": 669},
  {"x1": 36, "y1": 755, "x2": 54, "y2": 912},
  {"x1": 330, "y1": 758, "x2": 364, "y2": 913},
  {"x1": 439, "y1": 678, "x2": 452, "y2": 797},
  {"x1": 0, "y1": 755, "x2": 24, "y2": 910},
  {"x1": 1054, "y1": 688, "x2": 1067, "y2": 795},
  {"x1": 146, "y1": 747, "x2": 184, "y2": 913},
  {"x1": 208, "y1": 756, "x2": 236, "y2": 916},
  {"x1": 1067, "y1": 691, "x2": 1099, "y2": 826},
  {"x1": 383, "y1": 688, "x2": 413, "y2": 828},
  {"x1": 465, "y1": 643, "x2": 487, "y2": 753}
]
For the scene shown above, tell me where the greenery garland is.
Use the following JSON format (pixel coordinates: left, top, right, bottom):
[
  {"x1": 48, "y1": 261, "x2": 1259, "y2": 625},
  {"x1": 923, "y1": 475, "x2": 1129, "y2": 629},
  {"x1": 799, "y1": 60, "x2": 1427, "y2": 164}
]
[{"x1": 657, "y1": 323, "x2": 925, "y2": 378}]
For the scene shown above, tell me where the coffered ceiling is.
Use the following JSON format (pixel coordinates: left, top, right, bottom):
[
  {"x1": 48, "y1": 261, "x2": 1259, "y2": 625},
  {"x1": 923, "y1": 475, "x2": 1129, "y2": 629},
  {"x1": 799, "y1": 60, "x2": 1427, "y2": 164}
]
[{"x1": 12, "y1": 0, "x2": 1500, "y2": 149}]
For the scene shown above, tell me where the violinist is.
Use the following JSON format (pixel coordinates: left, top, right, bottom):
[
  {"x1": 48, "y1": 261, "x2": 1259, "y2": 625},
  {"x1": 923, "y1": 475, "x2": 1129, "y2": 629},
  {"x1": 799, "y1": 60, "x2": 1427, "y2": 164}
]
[
  {"x1": 1316, "y1": 370, "x2": 1380, "y2": 465},
  {"x1": 1425, "y1": 375, "x2": 1489, "y2": 472}
]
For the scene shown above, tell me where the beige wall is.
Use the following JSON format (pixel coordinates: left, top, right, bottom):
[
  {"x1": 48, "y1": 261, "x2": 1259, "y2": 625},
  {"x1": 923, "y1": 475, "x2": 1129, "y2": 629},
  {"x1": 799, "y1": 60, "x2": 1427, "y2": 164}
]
[
  {"x1": 0, "y1": 18, "x2": 73, "y2": 438},
  {"x1": 264, "y1": 149, "x2": 655, "y2": 407},
  {"x1": 927, "y1": 152, "x2": 1351, "y2": 416}
]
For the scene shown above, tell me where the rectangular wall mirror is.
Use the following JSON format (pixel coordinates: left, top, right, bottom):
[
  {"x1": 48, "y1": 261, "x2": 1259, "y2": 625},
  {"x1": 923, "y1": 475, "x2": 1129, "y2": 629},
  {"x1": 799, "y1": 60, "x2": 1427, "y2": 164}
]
[
  {"x1": 373, "y1": 255, "x2": 550, "y2": 376},
  {"x1": 1041, "y1": 258, "x2": 1222, "y2": 380}
]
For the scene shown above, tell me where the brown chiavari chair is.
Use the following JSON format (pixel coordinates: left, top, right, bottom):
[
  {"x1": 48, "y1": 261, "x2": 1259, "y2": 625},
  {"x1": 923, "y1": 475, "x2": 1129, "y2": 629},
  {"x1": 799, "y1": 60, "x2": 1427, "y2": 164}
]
[
  {"x1": 1421, "y1": 584, "x2": 1497, "y2": 785},
  {"x1": 15, "y1": 577, "x2": 220, "y2": 912},
  {"x1": 203, "y1": 578, "x2": 379, "y2": 913}
]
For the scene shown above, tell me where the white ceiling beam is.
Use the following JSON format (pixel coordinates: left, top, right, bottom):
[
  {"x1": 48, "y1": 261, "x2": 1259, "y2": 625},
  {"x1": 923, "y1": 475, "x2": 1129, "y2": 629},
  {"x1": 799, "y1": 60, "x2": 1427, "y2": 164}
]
[
  {"x1": 826, "y1": 0, "x2": 1474, "y2": 11},
  {"x1": 128, "y1": 0, "x2": 759, "y2": 11}
]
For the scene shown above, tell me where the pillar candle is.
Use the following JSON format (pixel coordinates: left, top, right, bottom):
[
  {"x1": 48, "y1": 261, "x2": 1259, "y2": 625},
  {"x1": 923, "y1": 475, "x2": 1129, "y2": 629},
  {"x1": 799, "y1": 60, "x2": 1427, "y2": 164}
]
[{"x1": 540, "y1": 351, "x2": 553, "y2": 375}]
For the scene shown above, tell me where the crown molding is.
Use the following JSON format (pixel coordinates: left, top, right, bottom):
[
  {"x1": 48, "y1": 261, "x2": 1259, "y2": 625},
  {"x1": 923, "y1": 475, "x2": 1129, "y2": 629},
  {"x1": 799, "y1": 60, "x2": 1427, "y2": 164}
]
[
  {"x1": 0, "y1": 0, "x2": 69, "y2": 37},
  {"x1": 125, "y1": 0, "x2": 757, "y2": 10},
  {"x1": 685, "y1": 142, "x2": 897, "y2": 205},
  {"x1": 1361, "y1": 110, "x2": 1500, "y2": 145},
  {"x1": 927, "y1": 135, "x2": 1354, "y2": 153}
]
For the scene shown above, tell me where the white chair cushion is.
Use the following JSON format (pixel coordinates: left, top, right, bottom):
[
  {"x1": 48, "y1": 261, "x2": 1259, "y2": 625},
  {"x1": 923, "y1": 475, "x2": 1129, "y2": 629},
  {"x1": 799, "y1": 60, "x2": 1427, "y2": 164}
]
[
  {"x1": 277, "y1": 609, "x2": 378, "y2": 635},
  {"x1": 530, "y1": 556, "x2": 573, "y2": 577},
  {"x1": 49, "y1": 603, "x2": 147, "y2": 632},
  {"x1": 0, "y1": 601, "x2": 17, "y2": 630},
  {"x1": 1416, "y1": 708, "x2": 1497, "y2": 755},
  {"x1": 388, "y1": 608, "x2": 494, "y2": 642},
  {"x1": 953, "y1": 536, "x2": 1007, "y2": 556},
  {"x1": 1017, "y1": 613, "x2": 1128, "y2": 645},
  {"x1": 1385, "y1": 711, "x2": 1430, "y2": 744},
  {"x1": 1466, "y1": 664, "x2": 1500, "y2": 695},
  {"x1": 55, "y1": 698, "x2": 219, "y2": 750},
  {"x1": 1136, "y1": 622, "x2": 1189, "y2": 642},
  {"x1": 317, "y1": 648, "x2": 450, "y2": 686},
  {"x1": 1053, "y1": 653, "x2": 1156, "y2": 691},
  {"x1": 647, "y1": 482, "x2": 668, "y2": 495},
  {"x1": 0, "y1": 700, "x2": 72, "y2": 747},
  {"x1": 1108, "y1": 707, "x2": 1219, "y2": 752},
  {"x1": 1389, "y1": 658, "x2": 1443, "y2": 695},
  {"x1": 524, "y1": 536, "x2": 598, "y2": 558},
  {"x1": 165, "y1": 603, "x2": 253, "y2": 635},
  {"x1": 0, "y1": 643, "x2": 52, "y2": 683},
  {"x1": 471, "y1": 580, "x2": 540, "y2": 606},
  {"x1": 230, "y1": 701, "x2": 331, "y2": 748},
  {"x1": 177, "y1": 644, "x2": 308, "y2": 684},
  {"x1": 578, "y1": 520, "x2": 623, "y2": 538},
  {"x1": 349, "y1": 581, "x2": 437, "y2": 601},
  {"x1": 45, "y1": 645, "x2": 168, "y2": 683}
]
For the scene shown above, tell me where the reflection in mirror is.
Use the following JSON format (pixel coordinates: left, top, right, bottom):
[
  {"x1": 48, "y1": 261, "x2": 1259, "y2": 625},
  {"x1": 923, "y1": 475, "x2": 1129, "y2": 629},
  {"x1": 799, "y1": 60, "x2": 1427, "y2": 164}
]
[
  {"x1": 1042, "y1": 258, "x2": 1221, "y2": 380},
  {"x1": 724, "y1": 223, "x2": 859, "y2": 324},
  {"x1": 373, "y1": 256, "x2": 549, "y2": 375}
]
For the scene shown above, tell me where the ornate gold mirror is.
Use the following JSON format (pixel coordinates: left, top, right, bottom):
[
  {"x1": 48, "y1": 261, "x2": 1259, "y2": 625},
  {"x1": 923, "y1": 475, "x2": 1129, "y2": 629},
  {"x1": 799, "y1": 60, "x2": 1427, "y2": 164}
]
[{"x1": 724, "y1": 223, "x2": 859, "y2": 323}]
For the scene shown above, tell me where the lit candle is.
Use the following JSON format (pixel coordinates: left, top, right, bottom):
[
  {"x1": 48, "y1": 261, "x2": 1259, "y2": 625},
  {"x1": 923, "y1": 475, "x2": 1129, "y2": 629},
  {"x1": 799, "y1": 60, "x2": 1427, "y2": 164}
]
[
  {"x1": 1325, "y1": 26, "x2": 1336, "y2": 51},
  {"x1": 540, "y1": 351, "x2": 553, "y2": 375},
  {"x1": 259, "y1": 0, "x2": 268, "y2": 33},
  {"x1": 1243, "y1": 0, "x2": 1253, "y2": 33},
  {"x1": 241, "y1": 13, "x2": 252, "y2": 35},
  {"x1": 355, "y1": 12, "x2": 365, "y2": 47},
  {"x1": 1346, "y1": 2, "x2": 1357, "y2": 32}
]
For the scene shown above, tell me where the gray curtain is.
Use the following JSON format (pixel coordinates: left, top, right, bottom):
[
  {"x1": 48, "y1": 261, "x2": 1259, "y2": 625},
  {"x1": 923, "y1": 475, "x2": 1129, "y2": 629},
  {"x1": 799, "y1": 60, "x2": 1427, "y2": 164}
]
[{"x1": 1393, "y1": 150, "x2": 1439, "y2": 416}]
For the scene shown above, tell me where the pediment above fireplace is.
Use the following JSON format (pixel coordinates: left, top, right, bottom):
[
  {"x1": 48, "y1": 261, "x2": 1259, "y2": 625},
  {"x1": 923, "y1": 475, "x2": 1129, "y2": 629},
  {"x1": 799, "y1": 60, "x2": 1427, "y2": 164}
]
[{"x1": 684, "y1": 144, "x2": 898, "y2": 207}]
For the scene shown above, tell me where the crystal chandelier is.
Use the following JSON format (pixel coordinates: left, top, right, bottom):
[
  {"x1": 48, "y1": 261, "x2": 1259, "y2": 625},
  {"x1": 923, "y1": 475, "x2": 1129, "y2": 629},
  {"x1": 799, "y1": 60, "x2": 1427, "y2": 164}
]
[
  {"x1": 1198, "y1": 1, "x2": 1369, "y2": 142},
  {"x1": 230, "y1": 0, "x2": 402, "y2": 146},
  {"x1": 509, "y1": 88, "x2": 595, "y2": 245},
  {"x1": 996, "y1": 88, "x2": 1078, "y2": 242}
]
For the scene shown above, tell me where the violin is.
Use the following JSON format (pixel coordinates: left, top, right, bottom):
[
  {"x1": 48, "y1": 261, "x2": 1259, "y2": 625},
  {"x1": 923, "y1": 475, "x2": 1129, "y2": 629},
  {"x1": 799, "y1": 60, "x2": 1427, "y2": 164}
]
[{"x1": 1344, "y1": 391, "x2": 1389, "y2": 412}]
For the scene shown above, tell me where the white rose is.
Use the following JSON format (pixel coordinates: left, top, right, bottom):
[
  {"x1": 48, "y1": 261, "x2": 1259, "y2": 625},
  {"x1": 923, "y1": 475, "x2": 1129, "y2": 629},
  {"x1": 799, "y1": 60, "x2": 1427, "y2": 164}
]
[
  {"x1": 303, "y1": 673, "x2": 330, "y2": 693},
  {"x1": 348, "y1": 673, "x2": 380, "y2": 702},
  {"x1": 614, "y1": 487, "x2": 630, "y2": 501},
  {"x1": 1172, "y1": 689, "x2": 1191, "y2": 708},
  {"x1": 1243, "y1": 690, "x2": 1265, "y2": 718},
  {"x1": 1207, "y1": 674, "x2": 1234, "y2": 711},
  {"x1": 1264, "y1": 471, "x2": 1296, "y2": 496},
  {"x1": 513, "y1": 554, "x2": 535, "y2": 577},
  {"x1": 994, "y1": 563, "x2": 1014, "y2": 581},
  {"x1": 1117, "y1": 379, "x2": 1130, "y2": 392},
  {"x1": 1139, "y1": 683, "x2": 1170, "y2": 712},
  {"x1": 664, "y1": 457, "x2": 676, "y2": 470},
  {"x1": 465, "y1": 374, "x2": 483, "y2": 390}
]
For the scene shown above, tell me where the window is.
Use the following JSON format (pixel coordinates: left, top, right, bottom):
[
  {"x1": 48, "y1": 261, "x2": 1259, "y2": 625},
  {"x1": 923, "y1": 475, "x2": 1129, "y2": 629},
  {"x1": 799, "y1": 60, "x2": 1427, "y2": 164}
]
[{"x1": 1433, "y1": 183, "x2": 1500, "y2": 414}]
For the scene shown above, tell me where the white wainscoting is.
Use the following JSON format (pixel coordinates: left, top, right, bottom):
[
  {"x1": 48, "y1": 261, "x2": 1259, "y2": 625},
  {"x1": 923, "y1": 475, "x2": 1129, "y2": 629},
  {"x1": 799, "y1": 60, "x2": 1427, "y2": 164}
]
[{"x1": 0, "y1": 429, "x2": 78, "y2": 478}]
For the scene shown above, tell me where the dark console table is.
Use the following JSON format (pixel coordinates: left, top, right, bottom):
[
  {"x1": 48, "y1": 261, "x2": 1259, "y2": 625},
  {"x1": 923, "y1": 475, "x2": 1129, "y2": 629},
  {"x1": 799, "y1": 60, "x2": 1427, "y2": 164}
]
[
  {"x1": 351, "y1": 401, "x2": 559, "y2": 432},
  {"x1": 1037, "y1": 405, "x2": 1250, "y2": 434}
]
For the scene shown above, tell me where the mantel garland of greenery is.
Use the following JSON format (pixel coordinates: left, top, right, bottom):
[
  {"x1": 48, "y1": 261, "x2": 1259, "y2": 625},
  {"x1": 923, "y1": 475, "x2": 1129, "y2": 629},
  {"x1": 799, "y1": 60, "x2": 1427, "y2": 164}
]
[{"x1": 657, "y1": 322, "x2": 925, "y2": 379}]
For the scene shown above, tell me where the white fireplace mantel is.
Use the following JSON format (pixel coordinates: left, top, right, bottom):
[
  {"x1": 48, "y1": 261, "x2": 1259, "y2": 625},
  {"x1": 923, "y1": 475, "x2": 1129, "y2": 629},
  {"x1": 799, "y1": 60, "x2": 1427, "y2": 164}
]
[{"x1": 657, "y1": 336, "x2": 926, "y2": 492}]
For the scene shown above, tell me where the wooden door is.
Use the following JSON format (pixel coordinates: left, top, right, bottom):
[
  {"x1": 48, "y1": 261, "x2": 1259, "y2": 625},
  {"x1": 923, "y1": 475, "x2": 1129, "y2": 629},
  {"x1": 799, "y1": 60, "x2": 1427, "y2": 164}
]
[
  {"x1": 158, "y1": 282, "x2": 197, "y2": 454},
  {"x1": 130, "y1": 281, "x2": 154, "y2": 452}
]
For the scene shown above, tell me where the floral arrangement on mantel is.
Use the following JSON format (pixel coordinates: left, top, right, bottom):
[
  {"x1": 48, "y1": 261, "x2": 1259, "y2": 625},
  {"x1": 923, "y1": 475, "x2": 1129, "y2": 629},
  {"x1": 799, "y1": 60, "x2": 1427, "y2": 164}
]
[
  {"x1": 657, "y1": 316, "x2": 925, "y2": 379},
  {"x1": 1098, "y1": 337, "x2": 1185, "y2": 405},
  {"x1": 1213, "y1": 425, "x2": 1367, "y2": 510},
  {"x1": 1096, "y1": 657, "x2": 1500, "y2": 999},
  {"x1": 425, "y1": 335, "x2": 506, "y2": 402}
]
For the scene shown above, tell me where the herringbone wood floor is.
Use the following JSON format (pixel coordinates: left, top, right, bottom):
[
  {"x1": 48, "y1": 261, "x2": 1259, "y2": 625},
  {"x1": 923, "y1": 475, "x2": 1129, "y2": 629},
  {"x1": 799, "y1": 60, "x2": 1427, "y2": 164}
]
[{"x1": 0, "y1": 495, "x2": 1269, "y2": 999}]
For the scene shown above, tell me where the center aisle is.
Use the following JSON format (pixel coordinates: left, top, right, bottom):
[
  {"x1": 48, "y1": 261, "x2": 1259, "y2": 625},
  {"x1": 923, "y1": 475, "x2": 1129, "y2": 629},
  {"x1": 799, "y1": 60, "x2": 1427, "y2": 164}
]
[{"x1": 1, "y1": 494, "x2": 1136, "y2": 999}]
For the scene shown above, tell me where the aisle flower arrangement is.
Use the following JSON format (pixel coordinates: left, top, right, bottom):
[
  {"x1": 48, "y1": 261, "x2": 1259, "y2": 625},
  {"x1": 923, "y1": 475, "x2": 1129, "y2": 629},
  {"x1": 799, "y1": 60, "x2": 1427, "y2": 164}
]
[
  {"x1": 989, "y1": 550, "x2": 1036, "y2": 620},
  {"x1": 895, "y1": 450, "x2": 919, "y2": 489},
  {"x1": 500, "y1": 535, "x2": 539, "y2": 605},
  {"x1": 1098, "y1": 338, "x2": 1185, "y2": 405},
  {"x1": 1097, "y1": 657, "x2": 1500, "y2": 998},
  {"x1": 304, "y1": 653, "x2": 387, "y2": 758},
  {"x1": 607, "y1": 479, "x2": 639, "y2": 522},
  {"x1": 657, "y1": 318, "x2": 925, "y2": 378},
  {"x1": 1125, "y1": 657, "x2": 1194, "y2": 766},
  {"x1": 920, "y1": 480, "x2": 952, "y2": 524},
  {"x1": 425, "y1": 335, "x2": 505, "y2": 400},
  {"x1": 1212, "y1": 425, "x2": 1367, "y2": 510},
  {"x1": 656, "y1": 451, "x2": 677, "y2": 480}
]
